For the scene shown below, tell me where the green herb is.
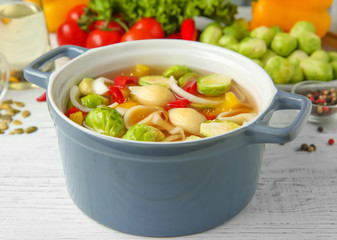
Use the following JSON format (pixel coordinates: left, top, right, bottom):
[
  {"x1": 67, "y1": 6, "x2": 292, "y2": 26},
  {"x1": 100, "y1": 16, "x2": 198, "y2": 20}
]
[{"x1": 80, "y1": 0, "x2": 237, "y2": 35}]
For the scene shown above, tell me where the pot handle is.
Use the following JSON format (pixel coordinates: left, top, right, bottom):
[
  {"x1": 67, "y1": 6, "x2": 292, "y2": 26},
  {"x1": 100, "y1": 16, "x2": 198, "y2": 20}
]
[
  {"x1": 245, "y1": 90, "x2": 311, "y2": 144},
  {"x1": 23, "y1": 45, "x2": 88, "y2": 89}
]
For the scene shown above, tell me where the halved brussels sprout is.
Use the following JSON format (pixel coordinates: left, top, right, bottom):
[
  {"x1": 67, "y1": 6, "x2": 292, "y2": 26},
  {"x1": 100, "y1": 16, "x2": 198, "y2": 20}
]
[
  {"x1": 197, "y1": 74, "x2": 232, "y2": 97},
  {"x1": 78, "y1": 78, "x2": 95, "y2": 95},
  {"x1": 199, "y1": 22, "x2": 223, "y2": 45},
  {"x1": 85, "y1": 107, "x2": 126, "y2": 137},
  {"x1": 163, "y1": 65, "x2": 191, "y2": 79},
  {"x1": 122, "y1": 124, "x2": 165, "y2": 142},
  {"x1": 200, "y1": 120, "x2": 240, "y2": 137},
  {"x1": 178, "y1": 72, "x2": 199, "y2": 87},
  {"x1": 81, "y1": 94, "x2": 108, "y2": 108},
  {"x1": 238, "y1": 37, "x2": 267, "y2": 59},
  {"x1": 270, "y1": 33, "x2": 297, "y2": 57},
  {"x1": 300, "y1": 58, "x2": 334, "y2": 81},
  {"x1": 138, "y1": 75, "x2": 170, "y2": 88}
]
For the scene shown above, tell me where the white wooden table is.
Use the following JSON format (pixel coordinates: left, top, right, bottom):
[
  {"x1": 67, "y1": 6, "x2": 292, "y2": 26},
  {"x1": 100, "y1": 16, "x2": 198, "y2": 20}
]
[{"x1": 1, "y1": 87, "x2": 337, "y2": 240}]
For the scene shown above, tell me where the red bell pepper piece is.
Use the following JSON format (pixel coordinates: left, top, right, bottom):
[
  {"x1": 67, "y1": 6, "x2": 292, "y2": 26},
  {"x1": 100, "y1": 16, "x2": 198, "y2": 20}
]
[
  {"x1": 182, "y1": 80, "x2": 198, "y2": 95},
  {"x1": 109, "y1": 86, "x2": 125, "y2": 104},
  {"x1": 114, "y1": 75, "x2": 139, "y2": 88},
  {"x1": 36, "y1": 92, "x2": 47, "y2": 102},
  {"x1": 166, "y1": 98, "x2": 190, "y2": 109},
  {"x1": 65, "y1": 106, "x2": 87, "y2": 118},
  {"x1": 180, "y1": 19, "x2": 198, "y2": 41}
]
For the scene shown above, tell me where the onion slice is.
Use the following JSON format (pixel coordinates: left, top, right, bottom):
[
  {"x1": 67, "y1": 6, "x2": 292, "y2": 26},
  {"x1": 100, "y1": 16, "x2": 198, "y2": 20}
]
[
  {"x1": 70, "y1": 85, "x2": 94, "y2": 113},
  {"x1": 168, "y1": 76, "x2": 223, "y2": 107},
  {"x1": 93, "y1": 77, "x2": 113, "y2": 95}
]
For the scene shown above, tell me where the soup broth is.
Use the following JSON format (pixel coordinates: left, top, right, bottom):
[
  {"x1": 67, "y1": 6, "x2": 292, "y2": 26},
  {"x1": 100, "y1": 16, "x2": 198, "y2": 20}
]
[{"x1": 65, "y1": 64, "x2": 257, "y2": 142}]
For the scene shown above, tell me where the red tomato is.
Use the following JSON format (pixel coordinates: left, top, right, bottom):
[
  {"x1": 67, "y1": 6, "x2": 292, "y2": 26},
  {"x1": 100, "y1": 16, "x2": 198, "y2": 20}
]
[
  {"x1": 130, "y1": 18, "x2": 164, "y2": 38},
  {"x1": 166, "y1": 32, "x2": 181, "y2": 39},
  {"x1": 93, "y1": 20, "x2": 125, "y2": 34},
  {"x1": 86, "y1": 29, "x2": 122, "y2": 48},
  {"x1": 180, "y1": 18, "x2": 198, "y2": 41},
  {"x1": 66, "y1": 4, "x2": 86, "y2": 22},
  {"x1": 121, "y1": 28, "x2": 157, "y2": 42},
  {"x1": 57, "y1": 21, "x2": 88, "y2": 47}
]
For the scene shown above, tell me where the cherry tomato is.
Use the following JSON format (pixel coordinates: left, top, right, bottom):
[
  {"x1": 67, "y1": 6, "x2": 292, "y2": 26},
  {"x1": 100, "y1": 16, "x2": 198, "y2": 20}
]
[
  {"x1": 166, "y1": 32, "x2": 181, "y2": 39},
  {"x1": 66, "y1": 4, "x2": 86, "y2": 22},
  {"x1": 180, "y1": 18, "x2": 198, "y2": 41},
  {"x1": 57, "y1": 21, "x2": 88, "y2": 47},
  {"x1": 86, "y1": 29, "x2": 122, "y2": 48},
  {"x1": 130, "y1": 18, "x2": 164, "y2": 38},
  {"x1": 93, "y1": 20, "x2": 125, "y2": 34},
  {"x1": 121, "y1": 28, "x2": 157, "y2": 42}
]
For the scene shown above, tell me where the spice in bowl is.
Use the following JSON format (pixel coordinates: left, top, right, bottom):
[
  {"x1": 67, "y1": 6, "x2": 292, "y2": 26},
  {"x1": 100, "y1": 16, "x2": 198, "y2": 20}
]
[{"x1": 292, "y1": 80, "x2": 337, "y2": 123}]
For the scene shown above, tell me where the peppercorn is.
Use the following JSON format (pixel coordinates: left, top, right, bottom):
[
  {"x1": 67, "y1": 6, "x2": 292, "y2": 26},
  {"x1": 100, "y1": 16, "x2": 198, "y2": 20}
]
[
  {"x1": 310, "y1": 144, "x2": 316, "y2": 151},
  {"x1": 300, "y1": 143, "x2": 309, "y2": 151},
  {"x1": 317, "y1": 126, "x2": 324, "y2": 132},
  {"x1": 328, "y1": 138, "x2": 335, "y2": 145}
]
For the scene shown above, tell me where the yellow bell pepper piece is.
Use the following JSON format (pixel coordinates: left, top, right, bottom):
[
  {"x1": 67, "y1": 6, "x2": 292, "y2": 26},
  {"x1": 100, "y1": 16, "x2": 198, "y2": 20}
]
[
  {"x1": 69, "y1": 111, "x2": 84, "y2": 126},
  {"x1": 133, "y1": 64, "x2": 151, "y2": 77}
]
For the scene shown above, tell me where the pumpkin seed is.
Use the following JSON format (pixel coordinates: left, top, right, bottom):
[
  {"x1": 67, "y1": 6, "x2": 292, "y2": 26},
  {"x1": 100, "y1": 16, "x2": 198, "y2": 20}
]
[
  {"x1": 0, "y1": 114, "x2": 12, "y2": 123},
  {"x1": 8, "y1": 131, "x2": 15, "y2": 135},
  {"x1": 14, "y1": 101, "x2": 25, "y2": 108},
  {"x1": 4, "y1": 110, "x2": 17, "y2": 116},
  {"x1": 0, "y1": 103, "x2": 12, "y2": 110},
  {"x1": 12, "y1": 119, "x2": 22, "y2": 125},
  {"x1": 13, "y1": 128, "x2": 24, "y2": 134},
  {"x1": 21, "y1": 110, "x2": 30, "y2": 118},
  {"x1": 1, "y1": 99, "x2": 13, "y2": 104},
  {"x1": 25, "y1": 126, "x2": 38, "y2": 134},
  {"x1": 0, "y1": 121, "x2": 8, "y2": 130}
]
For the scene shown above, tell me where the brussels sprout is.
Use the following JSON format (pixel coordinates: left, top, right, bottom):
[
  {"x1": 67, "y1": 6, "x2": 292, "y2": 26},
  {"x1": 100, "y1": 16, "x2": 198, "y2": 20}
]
[
  {"x1": 223, "y1": 18, "x2": 250, "y2": 41},
  {"x1": 331, "y1": 61, "x2": 337, "y2": 79},
  {"x1": 297, "y1": 32, "x2": 321, "y2": 55},
  {"x1": 310, "y1": 50, "x2": 330, "y2": 62},
  {"x1": 122, "y1": 124, "x2": 165, "y2": 142},
  {"x1": 163, "y1": 65, "x2": 191, "y2": 79},
  {"x1": 250, "y1": 26, "x2": 275, "y2": 46},
  {"x1": 139, "y1": 75, "x2": 170, "y2": 88},
  {"x1": 238, "y1": 37, "x2": 267, "y2": 59},
  {"x1": 197, "y1": 74, "x2": 231, "y2": 97},
  {"x1": 253, "y1": 59, "x2": 264, "y2": 68},
  {"x1": 85, "y1": 107, "x2": 126, "y2": 137},
  {"x1": 328, "y1": 51, "x2": 337, "y2": 62},
  {"x1": 218, "y1": 35, "x2": 239, "y2": 50},
  {"x1": 81, "y1": 94, "x2": 108, "y2": 108},
  {"x1": 261, "y1": 49, "x2": 277, "y2": 65},
  {"x1": 289, "y1": 61, "x2": 304, "y2": 83},
  {"x1": 300, "y1": 58, "x2": 334, "y2": 81},
  {"x1": 290, "y1": 21, "x2": 316, "y2": 38},
  {"x1": 264, "y1": 56, "x2": 294, "y2": 84},
  {"x1": 269, "y1": 25, "x2": 283, "y2": 35},
  {"x1": 270, "y1": 33, "x2": 297, "y2": 57},
  {"x1": 184, "y1": 135, "x2": 202, "y2": 141},
  {"x1": 200, "y1": 120, "x2": 240, "y2": 137},
  {"x1": 288, "y1": 50, "x2": 308, "y2": 63},
  {"x1": 78, "y1": 78, "x2": 95, "y2": 95},
  {"x1": 199, "y1": 22, "x2": 223, "y2": 45},
  {"x1": 178, "y1": 72, "x2": 199, "y2": 87}
]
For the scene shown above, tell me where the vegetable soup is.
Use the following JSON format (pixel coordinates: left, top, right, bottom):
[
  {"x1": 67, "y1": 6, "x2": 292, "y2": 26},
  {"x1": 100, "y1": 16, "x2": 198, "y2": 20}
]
[{"x1": 65, "y1": 64, "x2": 257, "y2": 142}]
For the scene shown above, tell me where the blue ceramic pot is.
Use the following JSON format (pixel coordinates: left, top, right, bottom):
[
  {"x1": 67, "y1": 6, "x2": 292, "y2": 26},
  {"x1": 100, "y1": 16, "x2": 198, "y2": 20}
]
[{"x1": 24, "y1": 40, "x2": 311, "y2": 237}]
